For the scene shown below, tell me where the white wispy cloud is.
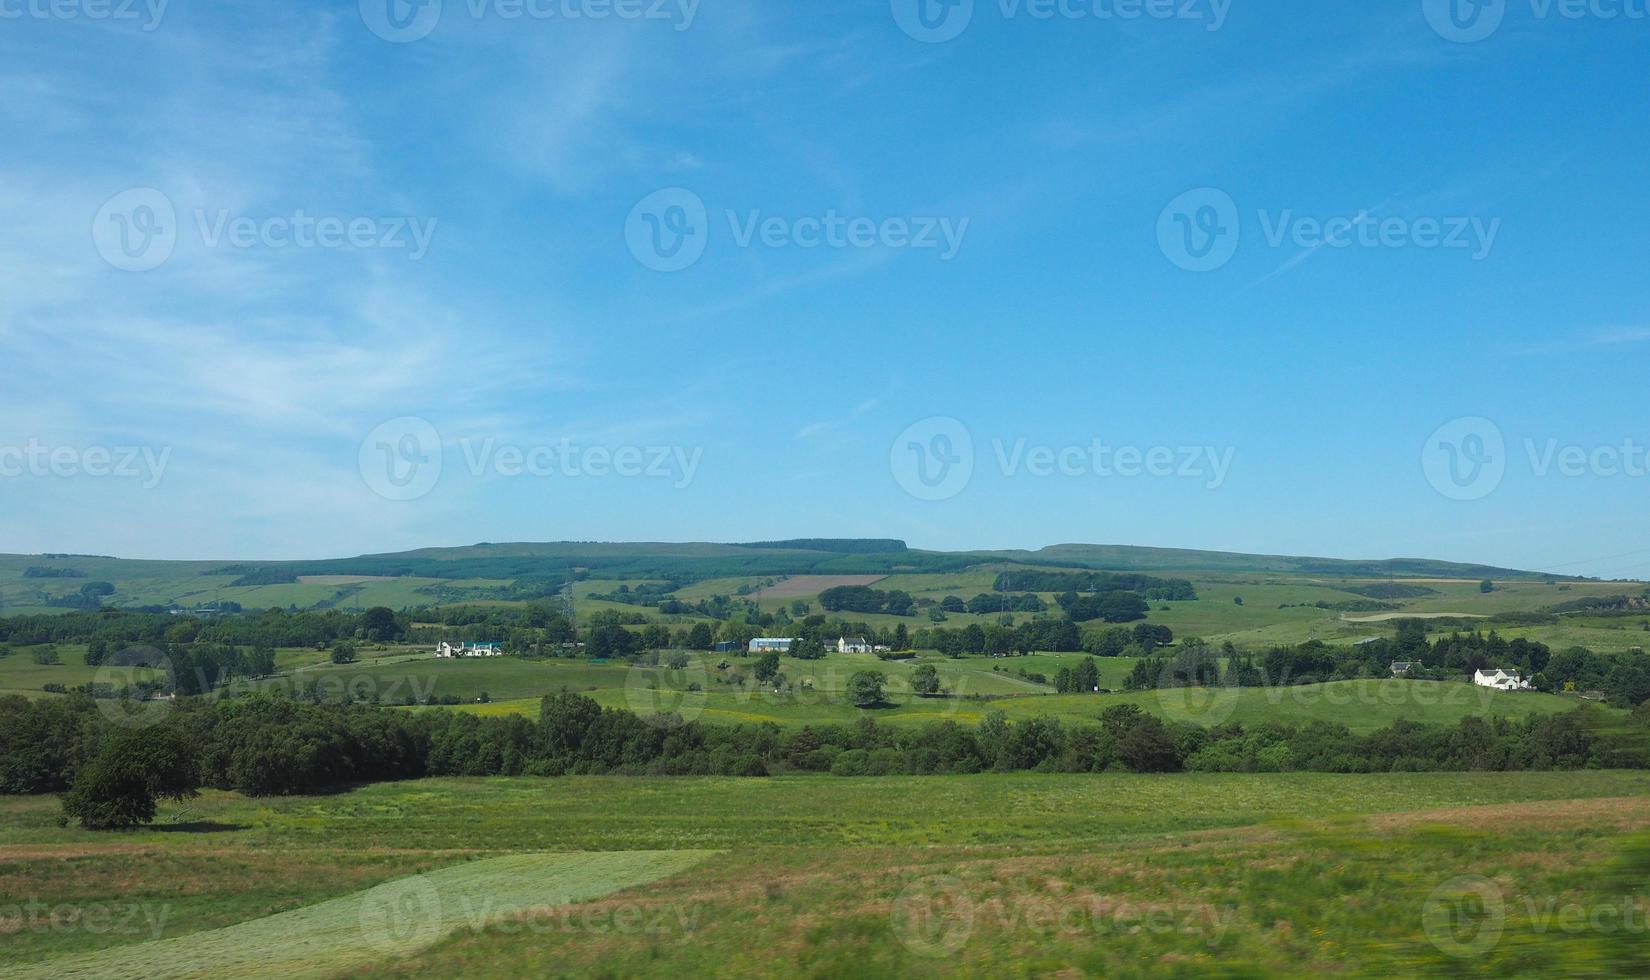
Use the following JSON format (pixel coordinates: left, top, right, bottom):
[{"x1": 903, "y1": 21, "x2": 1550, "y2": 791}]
[{"x1": 1512, "y1": 326, "x2": 1650, "y2": 355}]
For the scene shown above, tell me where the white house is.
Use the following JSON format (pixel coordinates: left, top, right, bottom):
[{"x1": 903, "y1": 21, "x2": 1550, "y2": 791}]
[
  {"x1": 1474, "y1": 668, "x2": 1531, "y2": 691},
  {"x1": 436, "y1": 641, "x2": 504, "y2": 659},
  {"x1": 837, "y1": 636, "x2": 872, "y2": 654},
  {"x1": 749, "y1": 638, "x2": 794, "y2": 654}
]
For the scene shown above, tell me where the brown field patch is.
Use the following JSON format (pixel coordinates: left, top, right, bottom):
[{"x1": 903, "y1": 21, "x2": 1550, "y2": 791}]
[
  {"x1": 1367, "y1": 795, "x2": 1650, "y2": 833},
  {"x1": 752, "y1": 575, "x2": 886, "y2": 599}
]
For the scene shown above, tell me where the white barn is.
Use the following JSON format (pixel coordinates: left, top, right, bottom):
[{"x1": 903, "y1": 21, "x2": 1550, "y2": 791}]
[{"x1": 749, "y1": 638, "x2": 794, "y2": 653}]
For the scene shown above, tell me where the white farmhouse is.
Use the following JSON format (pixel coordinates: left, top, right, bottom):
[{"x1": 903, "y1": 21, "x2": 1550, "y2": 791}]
[
  {"x1": 1473, "y1": 668, "x2": 1531, "y2": 691},
  {"x1": 435, "y1": 641, "x2": 505, "y2": 659},
  {"x1": 837, "y1": 636, "x2": 872, "y2": 654}
]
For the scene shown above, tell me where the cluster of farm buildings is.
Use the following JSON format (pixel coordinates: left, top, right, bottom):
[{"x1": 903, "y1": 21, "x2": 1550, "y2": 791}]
[
  {"x1": 741, "y1": 636, "x2": 884, "y2": 654},
  {"x1": 430, "y1": 642, "x2": 1532, "y2": 691},
  {"x1": 1391, "y1": 662, "x2": 1534, "y2": 690},
  {"x1": 434, "y1": 641, "x2": 504, "y2": 659}
]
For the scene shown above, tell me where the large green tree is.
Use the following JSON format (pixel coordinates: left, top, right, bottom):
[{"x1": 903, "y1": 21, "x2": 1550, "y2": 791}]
[
  {"x1": 359, "y1": 607, "x2": 403, "y2": 641},
  {"x1": 847, "y1": 671, "x2": 886, "y2": 708},
  {"x1": 61, "y1": 728, "x2": 198, "y2": 830}
]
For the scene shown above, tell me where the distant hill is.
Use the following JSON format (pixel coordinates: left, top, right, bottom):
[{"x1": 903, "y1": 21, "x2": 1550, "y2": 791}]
[
  {"x1": 972, "y1": 544, "x2": 1549, "y2": 580},
  {"x1": 0, "y1": 540, "x2": 1578, "y2": 614}
]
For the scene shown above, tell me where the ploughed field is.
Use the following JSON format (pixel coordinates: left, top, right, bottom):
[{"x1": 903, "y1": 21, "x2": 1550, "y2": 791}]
[{"x1": 3, "y1": 771, "x2": 1649, "y2": 978}]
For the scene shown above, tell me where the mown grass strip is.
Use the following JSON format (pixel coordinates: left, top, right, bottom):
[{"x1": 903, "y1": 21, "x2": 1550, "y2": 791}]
[{"x1": 2, "y1": 850, "x2": 716, "y2": 980}]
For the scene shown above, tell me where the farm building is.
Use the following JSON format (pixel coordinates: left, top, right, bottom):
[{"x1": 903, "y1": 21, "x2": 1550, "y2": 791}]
[
  {"x1": 1473, "y1": 668, "x2": 1530, "y2": 691},
  {"x1": 1389, "y1": 662, "x2": 1416, "y2": 676},
  {"x1": 749, "y1": 638, "x2": 794, "y2": 653},
  {"x1": 713, "y1": 641, "x2": 741, "y2": 653},
  {"x1": 435, "y1": 641, "x2": 505, "y2": 659},
  {"x1": 836, "y1": 636, "x2": 872, "y2": 654}
]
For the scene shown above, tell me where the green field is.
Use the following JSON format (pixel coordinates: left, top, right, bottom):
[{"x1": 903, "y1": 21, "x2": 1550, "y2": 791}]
[
  {"x1": 0, "y1": 643, "x2": 167, "y2": 699},
  {"x1": 3, "y1": 772, "x2": 1648, "y2": 977},
  {"x1": 2, "y1": 851, "x2": 713, "y2": 980},
  {"x1": 4, "y1": 543, "x2": 1640, "y2": 976},
  {"x1": 7, "y1": 544, "x2": 1644, "y2": 660},
  {"x1": 248, "y1": 649, "x2": 1602, "y2": 732}
]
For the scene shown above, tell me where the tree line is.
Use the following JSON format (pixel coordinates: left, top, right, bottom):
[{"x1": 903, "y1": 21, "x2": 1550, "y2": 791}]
[
  {"x1": 993, "y1": 570, "x2": 1197, "y2": 601},
  {"x1": 1119, "y1": 629, "x2": 1650, "y2": 710},
  {"x1": 7, "y1": 689, "x2": 1645, "y2": 830}
]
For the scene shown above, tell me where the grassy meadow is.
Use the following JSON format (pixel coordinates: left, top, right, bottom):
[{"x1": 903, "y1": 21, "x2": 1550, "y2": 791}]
[
  {"x1": 5, "y1": 545, "x2": 1646, "y2": 975},
  {"x1": 3, "y1": 772, "x2": 1648, "y2": 977}
]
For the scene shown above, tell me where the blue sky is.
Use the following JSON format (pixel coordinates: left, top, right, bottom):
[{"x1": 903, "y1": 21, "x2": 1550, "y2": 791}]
[{"x1": 2, "y1": 0, "x2": 1647, "y2": 576}]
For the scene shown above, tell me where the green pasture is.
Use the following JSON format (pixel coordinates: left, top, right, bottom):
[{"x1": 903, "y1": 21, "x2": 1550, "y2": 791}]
[
  {"x1": 3, "y1": 772, "x2": 1649, "y2": 976},
  {"x1": 0, "y1": 643, "x2": 166, "y2": 699}
]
